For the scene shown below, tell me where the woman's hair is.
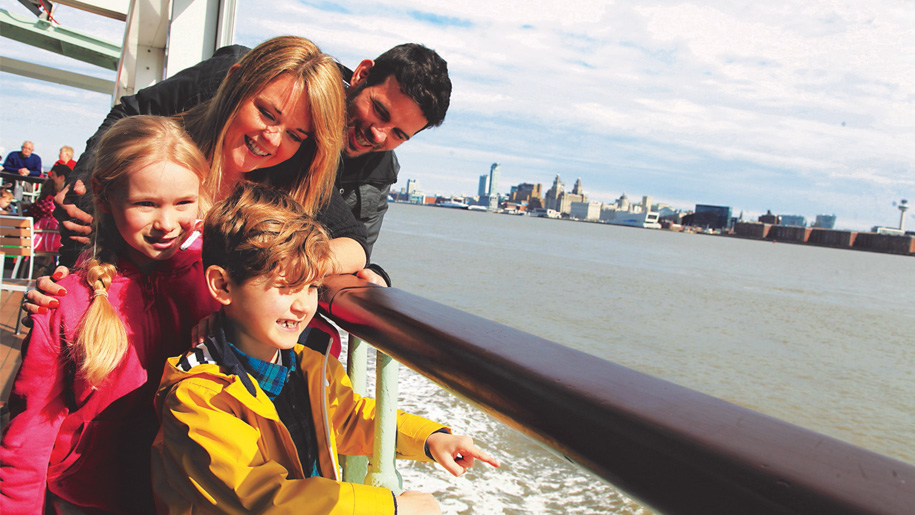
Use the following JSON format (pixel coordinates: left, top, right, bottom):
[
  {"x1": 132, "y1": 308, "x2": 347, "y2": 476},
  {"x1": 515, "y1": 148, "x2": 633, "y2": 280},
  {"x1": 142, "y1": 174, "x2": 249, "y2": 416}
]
[
  {"x1": 60, "y1": 145, "x2": 74, "y2": 160},
  {"x1": 181, "y1": 36, "x2": 345, "y2": 216},
  {"x1": 74, "y1": 115, "x2": 210, "y2": 386},
  {"x1": 202, "y1": 182, "x2": 333, "y2": 288}
]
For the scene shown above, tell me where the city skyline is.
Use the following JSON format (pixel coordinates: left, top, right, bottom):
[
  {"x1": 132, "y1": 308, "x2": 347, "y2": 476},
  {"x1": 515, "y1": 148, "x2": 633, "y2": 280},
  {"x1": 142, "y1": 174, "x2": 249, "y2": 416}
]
[{"x1": 1, "y1": 0, "x2": 912, "y2": 231}]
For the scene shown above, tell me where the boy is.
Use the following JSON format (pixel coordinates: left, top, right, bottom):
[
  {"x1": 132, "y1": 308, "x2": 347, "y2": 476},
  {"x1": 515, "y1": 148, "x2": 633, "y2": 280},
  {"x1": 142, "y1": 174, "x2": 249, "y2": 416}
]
[{"x1": 151, "y1": 183, "x2": 499, "y2": 514}]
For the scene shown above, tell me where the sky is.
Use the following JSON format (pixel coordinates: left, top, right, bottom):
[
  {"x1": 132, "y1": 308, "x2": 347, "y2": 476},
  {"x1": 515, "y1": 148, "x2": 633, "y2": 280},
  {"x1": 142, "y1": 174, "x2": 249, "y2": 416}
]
[{"x1": 1, "y1": 0, "x2": 913, "y2": 231}]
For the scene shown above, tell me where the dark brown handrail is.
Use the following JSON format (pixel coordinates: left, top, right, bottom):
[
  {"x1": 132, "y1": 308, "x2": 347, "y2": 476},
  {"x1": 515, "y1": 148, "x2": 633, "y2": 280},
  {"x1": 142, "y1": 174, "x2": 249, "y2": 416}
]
[{"x1": 321, "y1": 275, "x2": 915, "y2": 514}]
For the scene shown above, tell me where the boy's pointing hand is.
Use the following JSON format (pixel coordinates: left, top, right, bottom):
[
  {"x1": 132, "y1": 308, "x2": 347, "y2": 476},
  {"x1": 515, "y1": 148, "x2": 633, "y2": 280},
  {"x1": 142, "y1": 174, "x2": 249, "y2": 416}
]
[{"x1": 425, "y1": 432, "x2": 501, "y2": 477}]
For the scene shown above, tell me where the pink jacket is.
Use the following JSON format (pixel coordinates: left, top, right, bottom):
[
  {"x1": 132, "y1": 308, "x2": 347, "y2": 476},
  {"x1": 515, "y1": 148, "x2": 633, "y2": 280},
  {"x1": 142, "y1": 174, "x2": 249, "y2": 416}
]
[{"x1": 0, "y1": 249, "x2": 219, "y2": 514}]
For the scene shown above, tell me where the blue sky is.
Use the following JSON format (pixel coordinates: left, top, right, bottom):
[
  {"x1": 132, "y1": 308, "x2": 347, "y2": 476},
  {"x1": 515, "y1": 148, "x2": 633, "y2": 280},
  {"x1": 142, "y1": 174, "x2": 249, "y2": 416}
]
[{"x1": 2, "y1": 0, "x2": 913, "y2": 231}]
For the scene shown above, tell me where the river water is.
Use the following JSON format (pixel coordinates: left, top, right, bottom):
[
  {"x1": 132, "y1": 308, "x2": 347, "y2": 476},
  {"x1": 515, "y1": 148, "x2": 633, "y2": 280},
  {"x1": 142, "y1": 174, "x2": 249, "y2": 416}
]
[{"x1": 355, "y1": 202, "x2": 914, "y2": 514}]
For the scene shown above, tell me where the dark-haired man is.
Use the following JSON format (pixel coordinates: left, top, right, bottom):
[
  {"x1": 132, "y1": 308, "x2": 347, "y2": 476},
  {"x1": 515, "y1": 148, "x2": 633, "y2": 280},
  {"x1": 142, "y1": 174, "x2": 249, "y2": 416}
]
[{"x1": 336, "y1": 43, "x2": 451, "y2": 260}]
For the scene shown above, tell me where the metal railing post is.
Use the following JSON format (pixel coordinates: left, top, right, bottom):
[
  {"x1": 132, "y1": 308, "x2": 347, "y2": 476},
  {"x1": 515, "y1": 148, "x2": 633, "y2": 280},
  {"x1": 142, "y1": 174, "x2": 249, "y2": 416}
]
[
  {"x1": 363, "y1": 349, "x2": 402, "y2": 492},
  {"x1": 343, "y1": 334, "x2": 368, "y2": 483}
]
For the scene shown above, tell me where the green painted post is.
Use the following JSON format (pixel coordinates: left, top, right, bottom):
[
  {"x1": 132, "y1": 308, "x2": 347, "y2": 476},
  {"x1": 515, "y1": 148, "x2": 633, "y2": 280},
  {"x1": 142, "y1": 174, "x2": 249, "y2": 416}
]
[
  {"x1": 343, "y1": 334, "x2": 369, "y2": 483},
  {"x1": 364, "y1": 350, "x2": 402, "y2": 492}
]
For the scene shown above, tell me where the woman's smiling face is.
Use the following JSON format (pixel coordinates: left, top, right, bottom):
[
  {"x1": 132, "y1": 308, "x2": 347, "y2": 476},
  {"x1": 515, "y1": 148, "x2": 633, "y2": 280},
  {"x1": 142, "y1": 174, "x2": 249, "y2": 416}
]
[{"x1": 221, "y1": 73, "x2": 313, "y2": 178}]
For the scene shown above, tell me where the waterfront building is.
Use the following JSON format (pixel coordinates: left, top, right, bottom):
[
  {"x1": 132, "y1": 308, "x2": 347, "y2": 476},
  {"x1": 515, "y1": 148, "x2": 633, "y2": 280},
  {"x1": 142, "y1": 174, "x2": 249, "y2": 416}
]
[
  {"x1": 780, "y1": 214, "x2": 807, "y2": 227},
  {"x1": 691, "y1": 204, "x2": 733, "y2": 229},
  {"x1": 758, "y1": 210, "x2": 779, "y2": 224},
  {"x1": 478, "y1": 175, "x2": 489, "y2": 197},
  {"x1": 570, "y1": 201, "x2": 602, "y2": 220},
  {"x1": 813, "y1": 214, "x2": 837, "y2": 229},
  {"x1": 509, "y1": 182, "x2": 543, "y2": 211}
]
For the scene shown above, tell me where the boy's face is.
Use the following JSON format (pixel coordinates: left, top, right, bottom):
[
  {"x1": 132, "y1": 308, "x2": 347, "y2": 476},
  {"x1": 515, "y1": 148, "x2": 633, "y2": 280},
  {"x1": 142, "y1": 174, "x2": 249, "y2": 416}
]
[
  {"x1": 221, "y1": 272, "x2": 319, "y2": 362},
  {"x1": 0, "y1": 195, "x2": 11, "y2": 209}
]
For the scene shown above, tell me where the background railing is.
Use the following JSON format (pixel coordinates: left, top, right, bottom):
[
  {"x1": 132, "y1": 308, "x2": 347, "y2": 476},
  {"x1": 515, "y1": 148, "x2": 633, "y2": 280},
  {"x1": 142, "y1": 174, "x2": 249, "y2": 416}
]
[{"x1": 320, "y1": 274, "x2": 915, "y2": 514}]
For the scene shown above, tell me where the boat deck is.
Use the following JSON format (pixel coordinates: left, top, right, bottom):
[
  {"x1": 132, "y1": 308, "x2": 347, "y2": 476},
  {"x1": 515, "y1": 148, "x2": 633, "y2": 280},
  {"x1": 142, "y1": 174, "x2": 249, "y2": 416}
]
[{"x1": 1, "y1": 289, "x2": 26, "y2": 431}]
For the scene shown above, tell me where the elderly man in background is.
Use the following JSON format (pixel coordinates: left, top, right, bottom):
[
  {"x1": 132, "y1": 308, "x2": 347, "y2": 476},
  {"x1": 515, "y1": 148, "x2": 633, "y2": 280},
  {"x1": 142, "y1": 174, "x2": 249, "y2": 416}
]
[{"x1": 3, "y1": 141, "x2": 42, "y2": 176}]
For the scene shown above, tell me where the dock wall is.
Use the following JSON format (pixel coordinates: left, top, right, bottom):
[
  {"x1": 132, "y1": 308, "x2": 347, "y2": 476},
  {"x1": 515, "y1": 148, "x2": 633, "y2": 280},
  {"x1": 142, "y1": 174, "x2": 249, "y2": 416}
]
[{"x1": 731, "y1": 222, "x2": 913, "y2": 255}]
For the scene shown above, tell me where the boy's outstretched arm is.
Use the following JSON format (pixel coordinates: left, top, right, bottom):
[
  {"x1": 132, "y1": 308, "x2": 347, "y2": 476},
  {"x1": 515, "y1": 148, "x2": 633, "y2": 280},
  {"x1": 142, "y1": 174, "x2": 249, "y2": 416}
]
[{"x1": 425, "y1": 432, "x2": 501, "y2": 477}]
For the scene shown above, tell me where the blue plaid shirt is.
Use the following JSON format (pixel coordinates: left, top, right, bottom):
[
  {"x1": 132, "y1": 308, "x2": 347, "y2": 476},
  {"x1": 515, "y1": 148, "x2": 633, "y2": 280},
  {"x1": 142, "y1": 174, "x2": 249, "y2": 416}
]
[{"x1": 228, "y1": 344, "x2": 297, "y2": 400}]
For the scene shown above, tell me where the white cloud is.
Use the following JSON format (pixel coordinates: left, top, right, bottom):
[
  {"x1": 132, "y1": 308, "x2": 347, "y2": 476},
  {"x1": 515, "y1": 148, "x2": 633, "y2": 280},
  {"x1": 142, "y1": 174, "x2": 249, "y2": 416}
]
[{"x1": 1, "y1": 0, "x2": 911, "y2": 230}]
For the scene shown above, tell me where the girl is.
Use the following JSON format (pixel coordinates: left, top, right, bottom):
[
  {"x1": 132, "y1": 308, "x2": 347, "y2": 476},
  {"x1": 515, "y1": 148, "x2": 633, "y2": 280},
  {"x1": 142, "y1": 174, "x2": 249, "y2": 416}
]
[
  {"x1": 28, "y1": 162, "x2": 69, "y2": 253},
  {"x1": 0, "y1": 116, "x2": 220, "y2": 514}
]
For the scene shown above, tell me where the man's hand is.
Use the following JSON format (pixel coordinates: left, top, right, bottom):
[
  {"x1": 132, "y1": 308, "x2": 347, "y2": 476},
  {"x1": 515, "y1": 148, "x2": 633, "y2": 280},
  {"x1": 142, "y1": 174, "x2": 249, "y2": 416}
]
[
  {"x1": 55, "y1": 180, "x2": 93, "y2": 245},
  {"x1": 426, "y1": 432, "x2": 501, "y2": 477},
  {"x1": 396, "y1": 491, "x2": 441, "y2": 515},
  {"x1": 18, "y1": 168, "x2": 29, "y2": 176}
]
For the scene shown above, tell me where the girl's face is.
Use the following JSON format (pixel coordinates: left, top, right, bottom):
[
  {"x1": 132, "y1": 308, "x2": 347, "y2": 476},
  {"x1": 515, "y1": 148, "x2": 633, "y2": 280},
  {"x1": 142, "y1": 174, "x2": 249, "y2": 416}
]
[
  {"x1": 105, "y1": 161, "x2": 200, "y2": 270},
  {"x1": 221, "y1": 73, "x2": 314, "y2": 178}
]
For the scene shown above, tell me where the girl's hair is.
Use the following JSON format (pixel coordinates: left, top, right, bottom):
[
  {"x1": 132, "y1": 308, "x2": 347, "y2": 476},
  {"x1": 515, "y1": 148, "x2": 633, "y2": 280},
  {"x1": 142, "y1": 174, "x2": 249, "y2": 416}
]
[
  {"x1": 202, "y1": 182, "x2": 333, "y2": 288},
  {"x1": 181, "y1": 36, "x2": 345, "y2": 216},
  {"x1": 74, "y1": 115, "x2": 210, "y2": 386}
]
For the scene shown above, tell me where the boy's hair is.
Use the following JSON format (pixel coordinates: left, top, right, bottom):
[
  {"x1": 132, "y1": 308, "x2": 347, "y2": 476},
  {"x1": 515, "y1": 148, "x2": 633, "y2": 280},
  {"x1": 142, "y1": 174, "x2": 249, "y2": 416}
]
[
  {"x1": 202, "y1": 182, "x2": 333, "y2": 288},
  {"x1": 75, "y1": 115, "x2": 210, "y2": 386},
  {"x1": 365, "y1": 43, "x2": 451, "y2": 129}
]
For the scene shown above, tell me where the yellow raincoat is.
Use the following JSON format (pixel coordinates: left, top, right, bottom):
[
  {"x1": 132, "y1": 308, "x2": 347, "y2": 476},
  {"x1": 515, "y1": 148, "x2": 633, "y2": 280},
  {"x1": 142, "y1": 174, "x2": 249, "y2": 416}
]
[{"x1": 151, "y1": 340, "x2": 447, "y2": 514}]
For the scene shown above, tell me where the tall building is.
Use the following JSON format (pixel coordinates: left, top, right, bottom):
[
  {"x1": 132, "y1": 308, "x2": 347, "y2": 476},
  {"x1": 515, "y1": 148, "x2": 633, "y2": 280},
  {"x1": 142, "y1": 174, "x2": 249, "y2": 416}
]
[
  {"x1": 488, "y1": 163, "x2": 500, "y2": 195},
  {"x1": 813, "y1": 214, "x2": 837, "y2": 229},
  {"x1": 544, "y1": 174, "x2": 565, "y2": 211},
  {"x1": 544, "y1": 175, "x2": 586, "y2": 215},
  {"x1": 478, "y1": 175, "x2": 490, "y2": 197},
  {"x1": 485, "y1": 163, "x2": 501, "y2": 209}
]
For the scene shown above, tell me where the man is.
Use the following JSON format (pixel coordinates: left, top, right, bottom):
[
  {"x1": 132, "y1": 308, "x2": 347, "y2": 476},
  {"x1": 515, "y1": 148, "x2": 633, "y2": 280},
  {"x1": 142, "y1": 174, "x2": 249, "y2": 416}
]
[
  {"x1": 54, "y1": 42, "x2": 451, "y2": 270},
  {"x1": 337, "y1": 44, "x2": 450, "y2": 258},
  {"x1": 2, "y1": 141, "x2": 42, "y2": 176}
]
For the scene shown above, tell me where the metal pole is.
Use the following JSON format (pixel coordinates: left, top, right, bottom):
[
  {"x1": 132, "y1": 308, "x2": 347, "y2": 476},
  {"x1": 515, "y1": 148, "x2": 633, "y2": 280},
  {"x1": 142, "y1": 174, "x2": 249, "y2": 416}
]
[
  {"x1": 363, "y1": 350, "x2": 402, "y2": 492},
  {"x1": 342, "y1": 334, "x2": 368, "y2": 483}
]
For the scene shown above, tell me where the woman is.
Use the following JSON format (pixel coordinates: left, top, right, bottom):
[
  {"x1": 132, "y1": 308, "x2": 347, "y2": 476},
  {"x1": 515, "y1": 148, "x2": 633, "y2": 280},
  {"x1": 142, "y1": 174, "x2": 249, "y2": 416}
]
[{"x1": 26, "y1": 36, "x2": 367, "y2": 313}]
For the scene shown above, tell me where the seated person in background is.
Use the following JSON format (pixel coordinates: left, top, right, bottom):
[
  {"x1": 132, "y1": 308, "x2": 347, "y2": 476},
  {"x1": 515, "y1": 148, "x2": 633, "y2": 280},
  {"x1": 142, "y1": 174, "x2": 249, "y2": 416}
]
[
  {"x1": 0, "y1": 187, "x2": 13, "y2": 214},
  {"x1": 55, "y1": 146, "x2": 77, "y2": 170},
  {"x1": 152, "y1": 183, "x2": 500, "y2": 515},
  {"x1": 28, "y1": 163, "x2": 69, "y2": 252},
  {"x1": 2, "y1": 141, "x2": 42, "y2": 176}
]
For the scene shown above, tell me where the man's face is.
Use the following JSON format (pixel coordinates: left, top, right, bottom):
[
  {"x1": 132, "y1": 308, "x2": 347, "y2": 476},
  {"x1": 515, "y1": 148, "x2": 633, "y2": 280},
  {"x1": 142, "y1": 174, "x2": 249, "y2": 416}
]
[
  {"x1": 21, "y1": 143, "x2": 33, "y2": 157},
  {"x1": 344, "y1": 62, "x2": 427, "y2": 158}
]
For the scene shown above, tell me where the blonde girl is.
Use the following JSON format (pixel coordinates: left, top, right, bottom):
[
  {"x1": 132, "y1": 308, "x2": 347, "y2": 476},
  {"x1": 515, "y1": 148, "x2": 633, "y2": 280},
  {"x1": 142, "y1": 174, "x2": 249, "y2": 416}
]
[{"x1": 0, "y1": 116, "x2": 221, "y2": 514}]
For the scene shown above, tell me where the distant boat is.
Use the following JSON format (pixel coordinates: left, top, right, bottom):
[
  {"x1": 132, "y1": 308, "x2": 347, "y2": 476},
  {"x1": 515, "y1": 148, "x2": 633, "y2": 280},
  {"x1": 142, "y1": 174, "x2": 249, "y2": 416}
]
[
  {"x1": 602, "y1": 210, "x2": 661, "y2": 229},
  {"x1": 440, "y1": 199, "x2": 470, "y2": 209}
]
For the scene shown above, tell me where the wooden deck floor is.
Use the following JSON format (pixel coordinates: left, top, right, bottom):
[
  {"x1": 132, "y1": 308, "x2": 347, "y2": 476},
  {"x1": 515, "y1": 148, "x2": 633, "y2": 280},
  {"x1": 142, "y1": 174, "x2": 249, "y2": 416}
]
[{"x1": 1, "y1": 289, "x2": 26, "y2": 429}]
